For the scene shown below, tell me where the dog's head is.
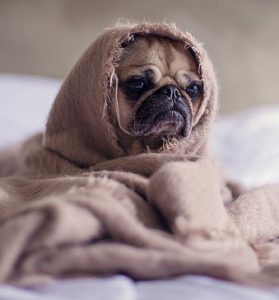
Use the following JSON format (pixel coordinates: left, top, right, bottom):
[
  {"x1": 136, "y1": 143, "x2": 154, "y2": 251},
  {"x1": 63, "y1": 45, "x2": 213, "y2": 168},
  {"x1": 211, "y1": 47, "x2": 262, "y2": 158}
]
[{"x1": 113, "y1": 35, "x2": 203, "y2": 151}]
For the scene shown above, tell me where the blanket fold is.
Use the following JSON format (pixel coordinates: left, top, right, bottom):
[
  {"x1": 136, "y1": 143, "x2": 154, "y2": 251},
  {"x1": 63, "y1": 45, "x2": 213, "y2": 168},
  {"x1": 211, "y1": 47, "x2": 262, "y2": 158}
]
[{"x1": 0, "y1": 22, "x2": 279, "y2": 287}]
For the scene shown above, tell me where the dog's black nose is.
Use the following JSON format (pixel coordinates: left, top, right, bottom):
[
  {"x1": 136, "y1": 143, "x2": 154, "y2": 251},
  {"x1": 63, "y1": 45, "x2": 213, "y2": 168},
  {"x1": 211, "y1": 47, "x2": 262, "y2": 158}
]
[{"x1": 159, "y1": 85, "x2": 182, "y2": 99}]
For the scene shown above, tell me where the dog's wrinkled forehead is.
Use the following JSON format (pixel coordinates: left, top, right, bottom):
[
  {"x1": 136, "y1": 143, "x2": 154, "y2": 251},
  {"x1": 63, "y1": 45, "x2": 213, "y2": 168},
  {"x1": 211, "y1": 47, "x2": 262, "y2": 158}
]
[{"x1": 118, "y1": 35, "x2": 199, "y2": 83}]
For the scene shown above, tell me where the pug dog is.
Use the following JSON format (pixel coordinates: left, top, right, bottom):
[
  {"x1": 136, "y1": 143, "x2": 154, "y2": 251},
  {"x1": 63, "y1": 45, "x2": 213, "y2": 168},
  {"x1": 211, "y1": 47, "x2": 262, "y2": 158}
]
[{"x1": 113, "y1": 35, "x2": 203, "y2": 153}]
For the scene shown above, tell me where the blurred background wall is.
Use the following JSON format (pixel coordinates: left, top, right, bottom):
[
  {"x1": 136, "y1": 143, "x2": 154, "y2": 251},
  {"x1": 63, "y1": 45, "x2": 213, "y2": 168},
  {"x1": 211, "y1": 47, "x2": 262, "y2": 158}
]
[{"x1": 0, "y1": 0, "x2": 278, "y2": 112}]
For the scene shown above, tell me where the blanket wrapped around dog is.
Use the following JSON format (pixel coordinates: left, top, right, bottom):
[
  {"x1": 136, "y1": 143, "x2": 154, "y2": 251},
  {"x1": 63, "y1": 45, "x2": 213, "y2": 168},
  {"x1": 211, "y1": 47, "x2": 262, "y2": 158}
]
[{"x1": 0, "y1": 22, "x2": 279, "y2": 287}]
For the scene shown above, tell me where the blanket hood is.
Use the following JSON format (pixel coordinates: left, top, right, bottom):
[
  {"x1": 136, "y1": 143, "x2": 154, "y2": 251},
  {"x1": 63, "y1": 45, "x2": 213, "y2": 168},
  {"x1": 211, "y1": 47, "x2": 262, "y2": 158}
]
[{"x1": 44, "y1": 23, "x2": 218, "y2": 168}]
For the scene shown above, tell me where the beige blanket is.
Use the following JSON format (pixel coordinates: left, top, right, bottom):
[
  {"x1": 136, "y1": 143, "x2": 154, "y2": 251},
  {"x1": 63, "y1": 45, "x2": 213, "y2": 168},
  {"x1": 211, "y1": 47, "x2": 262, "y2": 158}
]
[{"x1": 0, "y1": 22, "x2": 279, "y2": 287}]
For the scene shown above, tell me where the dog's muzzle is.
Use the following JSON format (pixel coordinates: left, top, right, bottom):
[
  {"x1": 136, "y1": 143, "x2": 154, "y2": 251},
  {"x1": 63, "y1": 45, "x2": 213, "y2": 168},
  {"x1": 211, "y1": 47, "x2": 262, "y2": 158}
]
[{"x1": 130, "y1": 85, "x2": 192, "y2": 137}]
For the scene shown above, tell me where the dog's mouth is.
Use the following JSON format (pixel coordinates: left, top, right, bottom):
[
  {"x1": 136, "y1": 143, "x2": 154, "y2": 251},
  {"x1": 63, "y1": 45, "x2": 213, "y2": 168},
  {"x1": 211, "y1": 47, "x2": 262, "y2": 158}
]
[
  {"x1": 140, "y1": 109, "x2": 186, "y2": 136},
  {"x1": 129, "y1": 95, "x2": 192, "y2": 139}
]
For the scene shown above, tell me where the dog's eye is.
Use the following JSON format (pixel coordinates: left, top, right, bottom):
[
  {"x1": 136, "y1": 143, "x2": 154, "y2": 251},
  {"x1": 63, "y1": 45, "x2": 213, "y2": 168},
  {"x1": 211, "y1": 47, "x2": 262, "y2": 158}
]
[
  {"x1": 127, "y1": 79, "x2": 146, "y2": 91},
  {"x1": 186, "y1": 82, "x2": 203, "y2": 100},
  {"x1": 120, "y1": 74, "x2": 153, "y2": 101}
]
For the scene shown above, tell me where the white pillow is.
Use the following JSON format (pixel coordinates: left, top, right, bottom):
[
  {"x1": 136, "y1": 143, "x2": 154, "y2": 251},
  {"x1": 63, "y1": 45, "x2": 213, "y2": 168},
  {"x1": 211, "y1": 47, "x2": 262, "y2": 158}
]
[
  {"x1": 213, "y1": 106, "x2": 279, "y2": 187},
  {"x1": 0, "y1": 74, "x2": 60, "y2": 147},
  {"x1": 0, "y1": 74, "x2": 279, "y2": 187}
]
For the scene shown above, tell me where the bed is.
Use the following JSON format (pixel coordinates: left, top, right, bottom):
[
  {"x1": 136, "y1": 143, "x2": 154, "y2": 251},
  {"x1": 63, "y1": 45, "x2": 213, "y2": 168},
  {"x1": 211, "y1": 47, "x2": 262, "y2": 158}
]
[{"x1": 0, "y1": 74, "x2": 279, "y2": 299}]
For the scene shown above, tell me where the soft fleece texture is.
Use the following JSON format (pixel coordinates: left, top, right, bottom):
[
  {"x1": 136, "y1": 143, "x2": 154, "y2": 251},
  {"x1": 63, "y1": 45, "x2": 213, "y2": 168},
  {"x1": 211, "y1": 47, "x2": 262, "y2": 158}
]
[{"x1": 0, "y1": 23, "x2": 279, "y2": 287}]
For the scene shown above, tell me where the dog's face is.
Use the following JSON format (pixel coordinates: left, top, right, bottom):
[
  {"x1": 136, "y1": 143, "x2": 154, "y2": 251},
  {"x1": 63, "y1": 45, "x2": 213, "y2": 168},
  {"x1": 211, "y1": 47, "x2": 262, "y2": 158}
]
[{"x1": 114, "y1": 36, "x2": 203, "y2": 151}]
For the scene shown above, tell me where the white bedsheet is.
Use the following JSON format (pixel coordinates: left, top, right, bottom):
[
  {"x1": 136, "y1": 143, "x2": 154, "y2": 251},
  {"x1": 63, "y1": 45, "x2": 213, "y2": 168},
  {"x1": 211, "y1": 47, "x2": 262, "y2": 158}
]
[{"x1": 0, "y1": 74, "x2": 279, "y2": 299}]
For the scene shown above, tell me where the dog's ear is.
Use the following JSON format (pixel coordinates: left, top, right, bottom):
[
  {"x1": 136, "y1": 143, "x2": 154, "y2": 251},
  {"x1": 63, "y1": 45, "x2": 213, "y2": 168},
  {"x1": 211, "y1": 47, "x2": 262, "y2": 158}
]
[
  {"x1": 187, "y1": 47, "x2": 199, "y2": 66},
  {"x1": 120, "y1": 34, "x2": 135, "y2": 48},
  {"x1": 120, "y1": 33, "x2": 146, "y2": 49}
]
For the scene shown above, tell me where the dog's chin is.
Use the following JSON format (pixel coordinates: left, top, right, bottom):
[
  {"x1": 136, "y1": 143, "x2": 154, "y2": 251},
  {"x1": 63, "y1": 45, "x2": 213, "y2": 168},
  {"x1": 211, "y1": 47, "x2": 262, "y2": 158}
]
[
  {"x1": 130, "y1": 109, "x2": 191, "y2": 149},
  {"x1": 143, "y1": 110, "x2": 186, "y2": 136}
]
